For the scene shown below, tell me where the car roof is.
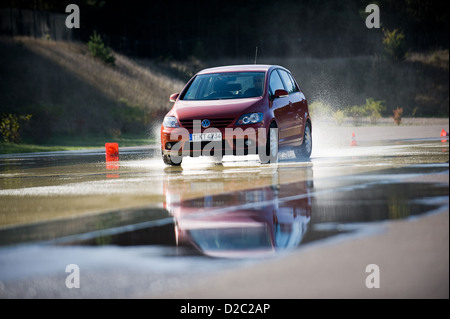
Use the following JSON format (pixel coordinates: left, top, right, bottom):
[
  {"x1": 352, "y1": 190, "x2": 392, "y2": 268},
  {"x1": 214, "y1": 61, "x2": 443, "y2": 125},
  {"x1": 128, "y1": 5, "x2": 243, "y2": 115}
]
[{"x1": 196, "y1": 64, "x2": 285, "y2": 75}]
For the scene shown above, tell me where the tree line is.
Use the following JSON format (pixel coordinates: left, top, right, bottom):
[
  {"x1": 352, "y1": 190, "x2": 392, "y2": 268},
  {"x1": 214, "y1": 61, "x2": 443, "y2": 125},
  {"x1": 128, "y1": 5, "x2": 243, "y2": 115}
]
[{"x1": 1, "y1": 0, "x2": 448, "y2": 59}]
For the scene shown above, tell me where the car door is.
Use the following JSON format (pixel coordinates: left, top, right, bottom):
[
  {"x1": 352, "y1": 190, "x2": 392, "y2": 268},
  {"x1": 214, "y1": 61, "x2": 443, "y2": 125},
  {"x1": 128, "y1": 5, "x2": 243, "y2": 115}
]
[
  {"x1": 278, "y1": 70, "x2": 305, "y2": 144},
  {"x1": 269, "y1": 69, "x2": 294, "y2": 146},
  {"x1": 289, "y1": 72, "x2": 308, "y2": 144}
]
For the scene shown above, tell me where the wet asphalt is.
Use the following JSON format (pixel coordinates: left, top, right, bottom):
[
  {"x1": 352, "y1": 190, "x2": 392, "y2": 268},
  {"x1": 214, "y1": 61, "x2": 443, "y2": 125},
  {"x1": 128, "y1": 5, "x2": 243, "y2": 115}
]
[{"x1": 0, "y1": 124, "x2": 448, "y2": 298}]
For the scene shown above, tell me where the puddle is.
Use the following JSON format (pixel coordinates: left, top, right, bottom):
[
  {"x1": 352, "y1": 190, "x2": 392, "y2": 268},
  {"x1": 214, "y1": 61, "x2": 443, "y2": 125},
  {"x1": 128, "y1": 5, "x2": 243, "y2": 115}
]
[{"x1": 2, "y1": 170, "x2": 447, "y2": 260}]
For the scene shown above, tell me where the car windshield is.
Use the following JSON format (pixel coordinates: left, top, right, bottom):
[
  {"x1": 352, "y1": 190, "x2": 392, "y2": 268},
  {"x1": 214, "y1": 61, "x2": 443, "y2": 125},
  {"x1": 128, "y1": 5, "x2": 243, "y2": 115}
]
[{"x1": 180, "y1": 72, "x2": 265, "y2": 100}]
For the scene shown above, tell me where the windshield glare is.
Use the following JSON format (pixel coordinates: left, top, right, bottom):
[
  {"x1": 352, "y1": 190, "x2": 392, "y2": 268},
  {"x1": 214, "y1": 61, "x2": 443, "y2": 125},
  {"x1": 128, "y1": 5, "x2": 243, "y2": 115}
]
[{"x1": 181, "y1": 72, "x2": 265, "y2": 100}]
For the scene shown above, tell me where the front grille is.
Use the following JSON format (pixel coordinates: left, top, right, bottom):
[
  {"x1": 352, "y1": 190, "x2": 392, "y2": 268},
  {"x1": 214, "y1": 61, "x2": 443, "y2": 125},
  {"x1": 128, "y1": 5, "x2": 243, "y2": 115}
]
[{"x1": 180, "y1": 118, "x2": 235, "y2": 130}]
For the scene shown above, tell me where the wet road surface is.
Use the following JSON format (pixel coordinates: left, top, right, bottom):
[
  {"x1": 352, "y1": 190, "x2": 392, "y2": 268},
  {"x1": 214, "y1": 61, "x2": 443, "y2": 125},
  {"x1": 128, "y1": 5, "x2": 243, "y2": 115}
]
[{"x1": 0, "y1": 125, "x2": 448, "y2": 298}]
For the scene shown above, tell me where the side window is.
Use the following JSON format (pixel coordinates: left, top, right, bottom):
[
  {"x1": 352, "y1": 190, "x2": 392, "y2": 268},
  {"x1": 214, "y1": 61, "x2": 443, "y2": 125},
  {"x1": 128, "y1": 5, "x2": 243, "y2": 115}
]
[
  {"x1": 279, "y1": 70, "x2": 297, "y2": 94},
  {"x1": 287, "y1": 73, "x2": 300, "y2": 93},
  {"x1": 269, "y1": 70, "x2": 285, "y2": 96}
]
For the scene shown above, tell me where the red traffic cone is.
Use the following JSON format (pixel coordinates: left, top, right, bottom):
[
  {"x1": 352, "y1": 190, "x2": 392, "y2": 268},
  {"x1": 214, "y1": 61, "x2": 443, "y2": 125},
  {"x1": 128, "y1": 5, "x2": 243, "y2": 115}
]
[
  {"x1": 105, "y1": 143, "x2": 119, "y2": 160},
  {"x1": 350, "y1": 132, "x2": 357, "y2": 146},
  {"x1": 441, "y1": 129, "x2": 449, "y2": 142},
  {"x1": 105, "y1": 143, "x2": 119, "y2": 170}
]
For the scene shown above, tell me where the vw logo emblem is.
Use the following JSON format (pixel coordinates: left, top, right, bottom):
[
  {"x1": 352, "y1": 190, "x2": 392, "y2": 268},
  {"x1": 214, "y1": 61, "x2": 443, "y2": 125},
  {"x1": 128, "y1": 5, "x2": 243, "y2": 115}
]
[{"x1": 201, "y1": 119, "x2": 211, "y2": 128}]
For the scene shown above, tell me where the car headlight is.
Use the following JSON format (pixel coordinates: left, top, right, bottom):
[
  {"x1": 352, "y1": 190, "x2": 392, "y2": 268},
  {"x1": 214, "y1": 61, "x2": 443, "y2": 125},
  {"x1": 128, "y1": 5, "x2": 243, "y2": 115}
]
[
  {"x1": 163, "y1": 116, "x2": 179, "y2": 128},
  {"x1": 236, "y1": 113, "x2": 263, "y2": 125}
]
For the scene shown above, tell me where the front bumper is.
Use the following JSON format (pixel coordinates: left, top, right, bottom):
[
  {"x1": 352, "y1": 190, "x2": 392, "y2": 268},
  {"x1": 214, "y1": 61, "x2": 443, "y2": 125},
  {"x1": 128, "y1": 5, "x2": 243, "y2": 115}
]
[{"x1": 161, "y1": 124, "x2": 266, "y2": 157}]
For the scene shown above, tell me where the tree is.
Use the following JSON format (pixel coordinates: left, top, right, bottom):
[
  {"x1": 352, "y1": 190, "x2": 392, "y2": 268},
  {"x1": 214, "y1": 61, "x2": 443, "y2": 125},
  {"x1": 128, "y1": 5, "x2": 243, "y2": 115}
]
[
  {"x1": 88, "y1": 31, "x2": 115, "y2": 65},
  {"x1": 382, "y1": 28, "x2": 407, "y2": 61},
  {"x1": 0, "y1": 114, "x2": 32, "y2": 143}
]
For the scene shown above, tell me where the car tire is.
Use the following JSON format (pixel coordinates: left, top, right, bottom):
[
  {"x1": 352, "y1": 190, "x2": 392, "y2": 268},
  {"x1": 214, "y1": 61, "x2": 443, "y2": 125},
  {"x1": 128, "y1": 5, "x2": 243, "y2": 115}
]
[
  {"x1": 294, "y1": 121, "x2": 312, "y2": 160},
  {"x1": 259, "y1": 122, "x2": 278, "y2": 164},
  {"x1": 162, "y1": 151, "x2": 182, "y2": 166}
]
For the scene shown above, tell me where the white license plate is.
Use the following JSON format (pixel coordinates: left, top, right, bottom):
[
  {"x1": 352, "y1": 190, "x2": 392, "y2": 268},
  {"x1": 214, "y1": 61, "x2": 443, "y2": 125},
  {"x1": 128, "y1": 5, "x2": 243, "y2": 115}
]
[{"x1": 190, "y1": 132, "x2": 222, "y2": 142}]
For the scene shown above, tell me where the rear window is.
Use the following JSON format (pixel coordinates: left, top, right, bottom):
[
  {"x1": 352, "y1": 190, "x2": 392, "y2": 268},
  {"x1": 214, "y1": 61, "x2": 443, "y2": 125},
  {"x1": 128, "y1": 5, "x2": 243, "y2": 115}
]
[{"x1": 180, "y1": 72, "x2": 265, "y2": 100}]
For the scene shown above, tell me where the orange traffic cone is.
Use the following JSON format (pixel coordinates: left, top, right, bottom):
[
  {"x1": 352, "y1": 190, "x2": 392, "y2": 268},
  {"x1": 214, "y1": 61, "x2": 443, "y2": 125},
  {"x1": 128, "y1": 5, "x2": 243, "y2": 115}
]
[
  {"x1": 105, "y1": 143, "x2": 119, "y2": 170},
  {"x1": 441, "y1": 129, "x2": 449, "y2": 142},
  {"x1": 350, "y1": 132, "x2": 357, "y2": 146}
]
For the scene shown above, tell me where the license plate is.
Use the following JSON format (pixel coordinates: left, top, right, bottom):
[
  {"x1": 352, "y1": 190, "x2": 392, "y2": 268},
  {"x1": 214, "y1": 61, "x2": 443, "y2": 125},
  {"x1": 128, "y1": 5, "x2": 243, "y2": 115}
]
[{"x1": 190, "y1": 132, "x2": 222, "y2": 142}]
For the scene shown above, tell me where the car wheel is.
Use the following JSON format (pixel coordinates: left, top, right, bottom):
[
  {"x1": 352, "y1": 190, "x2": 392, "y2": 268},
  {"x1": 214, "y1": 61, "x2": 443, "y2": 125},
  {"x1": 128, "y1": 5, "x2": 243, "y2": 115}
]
[
  {"x1": 294, "y1": 121, "x2": 312, "y2": 160},
  {"x1": 162, "y1": 151, "x2": 182, "y2": 166},
  {"x1": 259, "y1": 122, "x2": 278, "y2": 164}
]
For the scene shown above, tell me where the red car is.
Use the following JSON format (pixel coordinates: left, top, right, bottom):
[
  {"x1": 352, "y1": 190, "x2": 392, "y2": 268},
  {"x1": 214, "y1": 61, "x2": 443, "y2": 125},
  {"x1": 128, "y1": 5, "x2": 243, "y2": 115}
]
[{"x1": 160, "y1": 65, "x2": 312, "y2": 165}]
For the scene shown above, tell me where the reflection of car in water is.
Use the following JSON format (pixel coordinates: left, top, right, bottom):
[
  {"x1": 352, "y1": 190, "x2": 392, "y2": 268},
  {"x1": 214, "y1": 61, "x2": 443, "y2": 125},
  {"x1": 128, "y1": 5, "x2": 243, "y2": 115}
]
[{"x1": 164, "y1": 178, "x2": 312, "y2": 258}]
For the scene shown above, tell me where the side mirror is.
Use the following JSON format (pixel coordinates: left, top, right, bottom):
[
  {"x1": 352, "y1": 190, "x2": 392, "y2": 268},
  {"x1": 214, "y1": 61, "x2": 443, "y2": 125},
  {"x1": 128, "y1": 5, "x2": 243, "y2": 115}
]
[
  {"x1": 274, "y1": 89, "x2": 289, "y2": 98},
  {"x1": 169, "y1": 93, "x2": 180, "y2": 102}
]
